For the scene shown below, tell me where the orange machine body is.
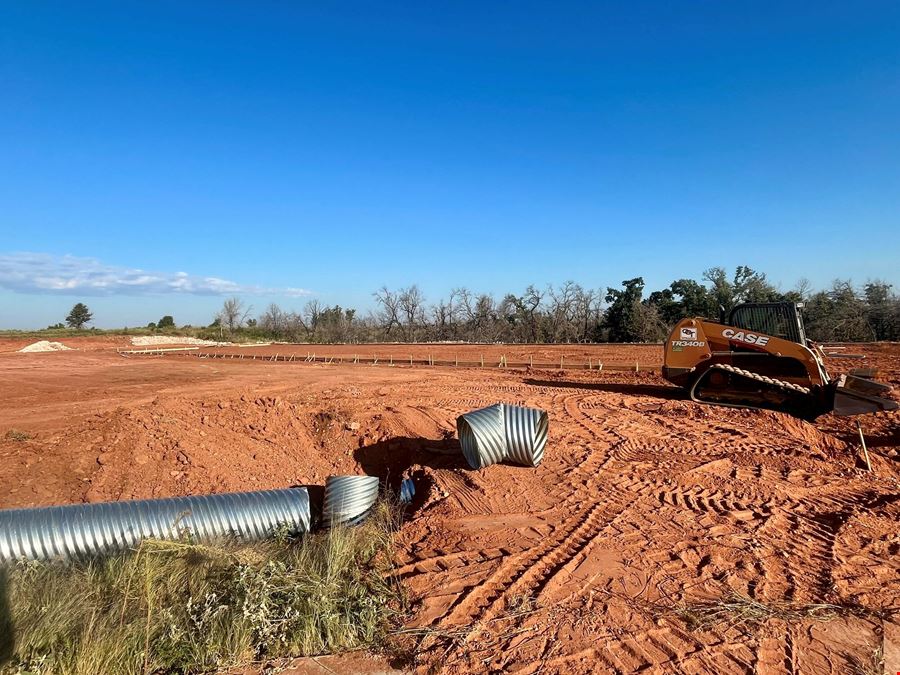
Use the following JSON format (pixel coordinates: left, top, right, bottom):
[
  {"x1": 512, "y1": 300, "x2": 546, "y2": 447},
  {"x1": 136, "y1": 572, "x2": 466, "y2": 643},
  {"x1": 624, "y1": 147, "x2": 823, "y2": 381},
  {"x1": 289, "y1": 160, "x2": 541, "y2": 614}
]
[{"x1": 662, "y1": 317, "x2": 828, "y2": 390}]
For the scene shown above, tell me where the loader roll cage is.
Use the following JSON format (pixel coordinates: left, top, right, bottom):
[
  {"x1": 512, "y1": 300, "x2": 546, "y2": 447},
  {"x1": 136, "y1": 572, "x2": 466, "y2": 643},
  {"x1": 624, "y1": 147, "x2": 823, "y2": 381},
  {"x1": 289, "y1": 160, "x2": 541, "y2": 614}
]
[{"x1": 727, "y1": 302, "x2": 808, "y2": 346}]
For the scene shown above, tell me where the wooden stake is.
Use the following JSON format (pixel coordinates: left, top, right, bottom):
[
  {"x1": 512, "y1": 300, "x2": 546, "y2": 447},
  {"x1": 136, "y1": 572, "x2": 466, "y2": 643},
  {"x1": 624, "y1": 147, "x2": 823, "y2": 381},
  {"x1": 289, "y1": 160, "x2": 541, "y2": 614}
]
[
  {"x1": 481, "y1": 354, "x2": 484, "y2": 368},
  {"x1": 857, "y1": 419, "x2": 872, "y2": 472}
]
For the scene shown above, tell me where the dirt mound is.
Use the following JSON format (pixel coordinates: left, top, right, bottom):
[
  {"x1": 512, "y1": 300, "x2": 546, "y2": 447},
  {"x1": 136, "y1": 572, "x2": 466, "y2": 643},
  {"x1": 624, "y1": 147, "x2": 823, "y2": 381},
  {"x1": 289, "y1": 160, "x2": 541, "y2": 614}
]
[
  {"x1": 130, "y1": 336, "x2": 228, "y2": 347},
  {"x1": 18, "y1": 340, "x2": 73, "y2": 353}
]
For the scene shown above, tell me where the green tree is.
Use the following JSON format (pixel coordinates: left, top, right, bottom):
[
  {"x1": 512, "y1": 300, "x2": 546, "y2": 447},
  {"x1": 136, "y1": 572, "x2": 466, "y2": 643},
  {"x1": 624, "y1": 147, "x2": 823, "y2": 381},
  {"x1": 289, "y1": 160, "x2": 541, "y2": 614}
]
[
  {"x1": 604, "y1": 278, "x2": 646, "y2": 342},
  {"x1": 65, "y1": 303, "x2": 93, "y2": 329},
  {"x1": 648, "y1": 278, "x2": 717, "y2": 325},
  {"x1": 864, "y1": 280, "x2": 898, "y2": 341},
  {"x1": 157, "y1": 315, "x2": 175, "y2": 329}
]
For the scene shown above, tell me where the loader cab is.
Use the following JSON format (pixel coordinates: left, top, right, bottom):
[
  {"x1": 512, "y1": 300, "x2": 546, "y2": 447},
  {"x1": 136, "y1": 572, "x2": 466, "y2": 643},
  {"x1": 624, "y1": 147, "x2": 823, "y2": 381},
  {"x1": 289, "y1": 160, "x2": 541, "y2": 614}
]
[{"x1": 727, "y1": 302, "x2": 808, "y2": 346}]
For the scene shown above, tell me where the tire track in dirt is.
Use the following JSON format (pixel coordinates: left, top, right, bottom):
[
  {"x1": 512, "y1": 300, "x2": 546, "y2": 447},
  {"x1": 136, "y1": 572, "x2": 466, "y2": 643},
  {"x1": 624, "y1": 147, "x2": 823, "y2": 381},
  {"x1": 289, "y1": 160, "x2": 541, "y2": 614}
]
[
  {"x1": 475, "y1": 491, "x2": 637, "y2": 626},
  {"x1": 389, "y1": 372, "x2": 899, "y2": 673},
  {"x1": 430, "y1": 392, "x2": 632, "y2": 631},
  {"x1": 437, "y1": 496, "x2": 630, "y2": 629}
]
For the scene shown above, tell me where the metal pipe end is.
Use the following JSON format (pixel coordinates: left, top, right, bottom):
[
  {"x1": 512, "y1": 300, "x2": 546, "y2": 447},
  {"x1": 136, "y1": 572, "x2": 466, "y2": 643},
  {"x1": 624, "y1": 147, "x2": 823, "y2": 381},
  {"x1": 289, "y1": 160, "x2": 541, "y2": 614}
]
[{"x1": 322, "y1": 475, "x2": 380, "y2": 527}]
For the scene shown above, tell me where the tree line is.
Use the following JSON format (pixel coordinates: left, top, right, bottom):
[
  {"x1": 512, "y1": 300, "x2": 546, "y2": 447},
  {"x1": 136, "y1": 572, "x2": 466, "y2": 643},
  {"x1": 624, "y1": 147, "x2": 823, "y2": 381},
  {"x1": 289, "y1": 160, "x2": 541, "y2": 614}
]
[{"x1": 212, "y1": 266, "x2": 900, "y2": 344}]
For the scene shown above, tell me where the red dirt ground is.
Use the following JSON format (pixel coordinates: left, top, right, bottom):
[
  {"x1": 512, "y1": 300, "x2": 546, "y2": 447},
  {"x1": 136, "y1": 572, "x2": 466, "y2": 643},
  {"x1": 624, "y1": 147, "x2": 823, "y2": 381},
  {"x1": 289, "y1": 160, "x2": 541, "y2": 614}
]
[{"x1": 1, "y1": 340, "x2": 898, "y2": 674}]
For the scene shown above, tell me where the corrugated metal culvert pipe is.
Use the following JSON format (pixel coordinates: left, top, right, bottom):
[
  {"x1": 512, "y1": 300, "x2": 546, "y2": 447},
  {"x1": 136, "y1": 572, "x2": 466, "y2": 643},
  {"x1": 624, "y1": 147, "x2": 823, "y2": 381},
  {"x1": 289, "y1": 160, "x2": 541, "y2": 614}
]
[
  {"x1": 457, "y1": 403, "x2": 549, "y2": 469},
  {"x1": 0, "y1": 487, "x2": 311, "y2": 563},
  {"x1": 322, "y1": 475, "x2": 380, "y2": 526}
]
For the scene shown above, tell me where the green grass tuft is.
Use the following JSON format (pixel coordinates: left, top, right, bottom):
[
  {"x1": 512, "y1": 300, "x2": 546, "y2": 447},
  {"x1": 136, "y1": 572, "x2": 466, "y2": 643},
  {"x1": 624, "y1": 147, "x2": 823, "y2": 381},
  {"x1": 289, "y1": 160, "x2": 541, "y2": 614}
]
[
  {"x1": 4, "y1": 430, "x2": 31, "y2": 443},
  {"x1": 0, "y1": 501, "x2": 404, "y2": 675}
]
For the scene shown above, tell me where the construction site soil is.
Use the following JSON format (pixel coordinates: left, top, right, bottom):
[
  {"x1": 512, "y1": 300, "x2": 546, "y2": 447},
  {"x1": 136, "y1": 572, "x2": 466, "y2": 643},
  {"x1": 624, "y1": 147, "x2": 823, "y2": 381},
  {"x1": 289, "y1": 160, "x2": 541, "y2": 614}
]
[{"x1": 1, "y1": 340, "x2": 898, "y2": 674}]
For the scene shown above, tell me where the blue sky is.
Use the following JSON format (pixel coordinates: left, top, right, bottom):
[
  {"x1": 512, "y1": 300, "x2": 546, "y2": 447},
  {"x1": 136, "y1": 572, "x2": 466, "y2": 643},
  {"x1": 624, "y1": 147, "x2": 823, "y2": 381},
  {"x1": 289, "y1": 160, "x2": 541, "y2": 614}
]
[{"x1": 1, "y1": 1, "x2": 898, "y2": 328}]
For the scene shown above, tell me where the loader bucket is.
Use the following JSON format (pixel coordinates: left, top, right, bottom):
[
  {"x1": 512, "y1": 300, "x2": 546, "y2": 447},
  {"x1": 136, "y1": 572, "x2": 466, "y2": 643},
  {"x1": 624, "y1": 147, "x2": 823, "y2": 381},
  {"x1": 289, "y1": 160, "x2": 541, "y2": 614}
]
[{"x1": 832, "y1": 374, "x2": 899, "y2": 416}]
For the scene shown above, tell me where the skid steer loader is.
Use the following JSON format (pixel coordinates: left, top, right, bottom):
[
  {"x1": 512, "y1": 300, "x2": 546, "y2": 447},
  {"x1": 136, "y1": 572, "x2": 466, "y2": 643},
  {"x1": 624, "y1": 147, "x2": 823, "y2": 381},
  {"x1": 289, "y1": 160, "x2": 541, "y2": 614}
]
[{"x1": 662, "y1": 302, "x2": 898, "y2": 420}]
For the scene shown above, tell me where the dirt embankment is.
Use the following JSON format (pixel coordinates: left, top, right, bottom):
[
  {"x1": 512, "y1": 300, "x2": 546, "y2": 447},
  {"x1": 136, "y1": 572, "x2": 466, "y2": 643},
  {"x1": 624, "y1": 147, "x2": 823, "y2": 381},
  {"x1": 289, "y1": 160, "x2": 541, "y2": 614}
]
[{"x1": 1, "y1": 344, "x2": 898, "y2": 673}]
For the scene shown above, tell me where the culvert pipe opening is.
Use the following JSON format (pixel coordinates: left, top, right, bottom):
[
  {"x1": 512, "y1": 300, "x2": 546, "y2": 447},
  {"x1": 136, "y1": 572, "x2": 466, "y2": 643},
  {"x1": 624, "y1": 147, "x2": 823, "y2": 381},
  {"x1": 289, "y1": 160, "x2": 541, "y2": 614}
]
[{"x1": 456, "y1": 403, "x2": 549, "y2": 469}]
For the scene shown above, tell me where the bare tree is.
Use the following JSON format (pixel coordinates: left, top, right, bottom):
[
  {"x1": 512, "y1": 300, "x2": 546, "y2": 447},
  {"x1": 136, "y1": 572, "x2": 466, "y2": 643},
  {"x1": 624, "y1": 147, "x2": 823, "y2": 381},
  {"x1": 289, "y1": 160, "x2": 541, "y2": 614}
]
[
  {"x1": 217, "y1": 297, "x2": 252, "y2": 332},
  {"x1": 473, "y1": 293, "x2": 497, "y2": 341},
  {"x1": 431, "y1": 299, "x2": 452, "y2": 341},
  {"x1": 259, "y1": 303, "x2": 286, "y2": 334},
  {"x1": 522, "y1": 285, "x2": 545, "y2": 342},
  {"x1": 399, "y1": 285, "x2": 426, "y2": 341},
  {"x1": 373, "y1": 286, "x2": 402, "y2": 336},
  {"x1": 303, "y1": 299, "x2": 323, "y2": 334},
  {"x1": 574, "y1": 287, "x2": 601, "y2": 342},
  {"x1": 548, "y1": 282, "x2": 581, "y2": 342},
  {"x1": 794, "y1": 277, "x2": 813, "y2": 300}
]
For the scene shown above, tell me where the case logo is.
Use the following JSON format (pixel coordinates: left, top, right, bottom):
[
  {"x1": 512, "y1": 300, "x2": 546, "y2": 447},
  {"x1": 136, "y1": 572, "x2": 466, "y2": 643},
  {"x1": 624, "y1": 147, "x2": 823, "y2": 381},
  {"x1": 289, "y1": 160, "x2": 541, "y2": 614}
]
[
  {"x1": 722, "y1": 328, "x2": 770, "y2": 346},
  {"x1": 680, "y1": 327, "x2": 698, "y2": 340}
]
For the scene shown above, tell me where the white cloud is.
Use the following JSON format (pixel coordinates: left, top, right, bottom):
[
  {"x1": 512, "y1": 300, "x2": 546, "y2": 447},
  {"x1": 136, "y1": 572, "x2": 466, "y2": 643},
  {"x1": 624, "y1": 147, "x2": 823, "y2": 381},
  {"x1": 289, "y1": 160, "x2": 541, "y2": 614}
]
[{"x1": 0, "y1": 252, "x2": 313, "y2": 297}]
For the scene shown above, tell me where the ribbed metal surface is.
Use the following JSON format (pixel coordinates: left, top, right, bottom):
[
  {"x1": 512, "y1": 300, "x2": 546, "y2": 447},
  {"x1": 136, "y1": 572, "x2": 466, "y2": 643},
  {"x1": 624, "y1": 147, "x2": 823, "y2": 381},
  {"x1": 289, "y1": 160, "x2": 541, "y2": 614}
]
[
  {"x1": 457, "y1": 403, "x2": 549, "y2": 469},
  {"x1": 399, "y1": 478, "x2": 416, "y2": 504},
  {"x1": 503, "y1": 404, "x2": 549, "y2": 467},
  {"x1": 322, "y1": 475, "x2": 379, "y2": 526},
  {"x1": 0, "y1": 488, "x2": 311, "y2": 563},
  {"x1": 457, "y1": 404, "x2": 506, "y2": 469}
]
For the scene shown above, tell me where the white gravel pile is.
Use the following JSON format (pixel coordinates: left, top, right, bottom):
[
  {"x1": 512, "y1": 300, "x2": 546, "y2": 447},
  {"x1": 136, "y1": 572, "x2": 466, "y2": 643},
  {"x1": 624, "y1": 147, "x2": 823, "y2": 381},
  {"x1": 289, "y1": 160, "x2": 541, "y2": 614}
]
[
  {"x1": 131, "y1": 336, "x2": 229, "y2": 347},
  {"x1": 19, "y1": 341, "x2": 74, "y2": 353}
]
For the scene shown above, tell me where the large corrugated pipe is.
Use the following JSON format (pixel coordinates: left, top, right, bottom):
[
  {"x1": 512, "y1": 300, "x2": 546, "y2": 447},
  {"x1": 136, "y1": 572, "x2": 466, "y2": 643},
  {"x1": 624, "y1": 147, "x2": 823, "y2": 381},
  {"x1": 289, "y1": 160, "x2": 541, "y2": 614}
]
[
  {"x1": 322, "y1": 475, "x2": 379, "y2": 526},
  {"x1": 0, "y1": 488, "x2": 311, "y2": 563},
  {"x1": 457, "y1": 403, "x2": 548, "y2": 469}
]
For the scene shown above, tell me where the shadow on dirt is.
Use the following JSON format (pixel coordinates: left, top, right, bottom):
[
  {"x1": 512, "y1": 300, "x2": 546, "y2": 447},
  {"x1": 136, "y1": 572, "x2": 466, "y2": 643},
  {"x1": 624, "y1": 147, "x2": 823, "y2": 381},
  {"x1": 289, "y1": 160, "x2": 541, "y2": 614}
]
[
  {"x1": 354, "y1": 436, "x2": 471, "y2": 514},
  {"x1": 523, "y1": 378, "x2": 685, "y2": 400}
]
